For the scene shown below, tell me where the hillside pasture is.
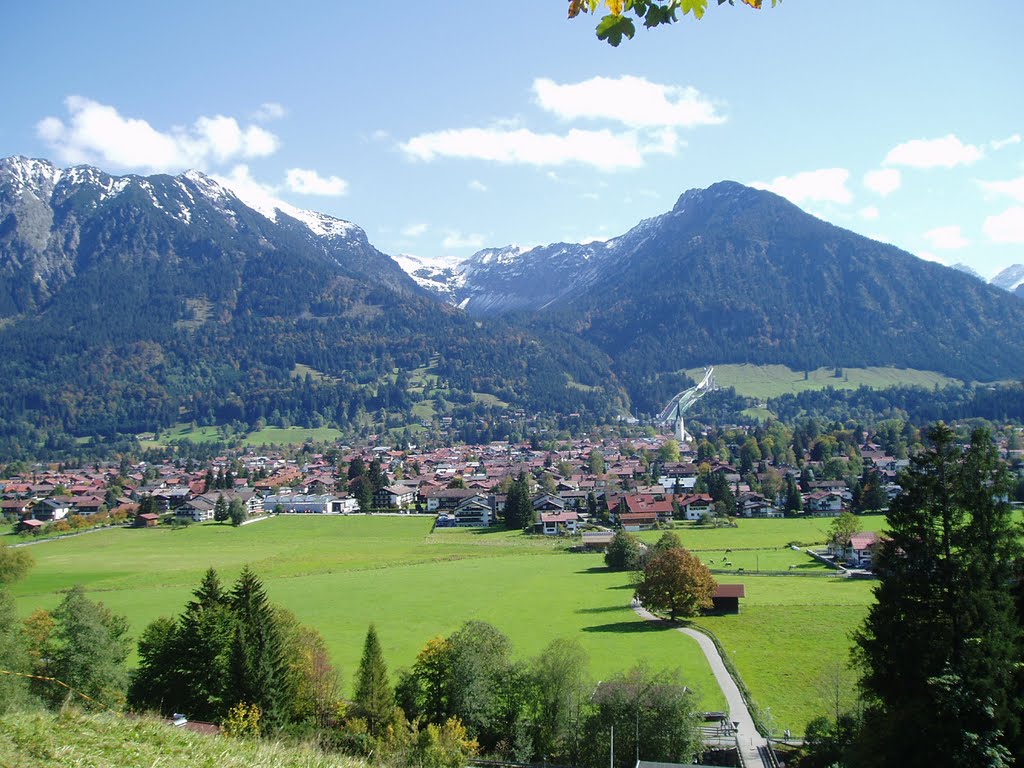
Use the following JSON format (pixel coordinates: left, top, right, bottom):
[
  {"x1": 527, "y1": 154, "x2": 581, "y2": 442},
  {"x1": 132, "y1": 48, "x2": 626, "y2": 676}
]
[{"x1": 686, "y1": 364, "x2": 960, "y2": 400}]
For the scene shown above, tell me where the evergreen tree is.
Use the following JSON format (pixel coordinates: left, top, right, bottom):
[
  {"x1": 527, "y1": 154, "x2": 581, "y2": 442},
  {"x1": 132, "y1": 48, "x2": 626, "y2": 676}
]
[
  {"x1": 504, "y1": 472, "x2": 533, "y2": 530},
  {"x1": 784, "y1": 474, "x2": 803, "y2": 516},
  {"x1": 854, "y1": 424, "x2": 1023, "y2": 767},
  {"x1": 367, "y1": 458, "x2": 387, "y2": 491},
  {"x1": 214, "y1": 494, "x2": 229, "y2": 523},
  {"x1": 347, "y1": 456, "x2": 366, "y2": 480},
  {"x1": 354, "y1": 623, "x2": 395, "y2": 736},
  {"x1": 176, "y1": 568, "x2": 233, "y2": 721},
  {"x1": 128, "y1": 616, "x2": 181, "y2": 713},
  {"x1": 228, "y1": 567, "x2": 290, "y2": 730}
]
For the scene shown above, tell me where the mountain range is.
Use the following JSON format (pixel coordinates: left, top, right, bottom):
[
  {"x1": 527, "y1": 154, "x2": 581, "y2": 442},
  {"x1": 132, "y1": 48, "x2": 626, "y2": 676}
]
[
  {"x1": 405, "y1": 182, "x2": 1024, "y2": 399},
  {"x1": 2, "y1": 155, "x2": 1024, "y2": 456}
]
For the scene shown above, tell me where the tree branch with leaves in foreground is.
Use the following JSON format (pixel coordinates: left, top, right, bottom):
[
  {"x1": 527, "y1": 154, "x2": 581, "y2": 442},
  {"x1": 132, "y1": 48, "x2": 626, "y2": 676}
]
[{"x1": 569, "y1": 0, "x2": 781, "y2": 47}]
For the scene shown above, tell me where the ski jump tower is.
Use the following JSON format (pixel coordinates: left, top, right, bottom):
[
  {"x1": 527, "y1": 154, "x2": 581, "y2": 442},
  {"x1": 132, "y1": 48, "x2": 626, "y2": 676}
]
[{"x1": 654, "y1": 367, "x2": 716, "y2": 443}]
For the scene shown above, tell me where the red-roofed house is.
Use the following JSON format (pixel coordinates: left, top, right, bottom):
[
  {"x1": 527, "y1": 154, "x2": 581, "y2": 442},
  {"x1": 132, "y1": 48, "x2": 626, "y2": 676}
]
[{"x1": 829, "y1": 531, "x2": 883, "y2": 568}]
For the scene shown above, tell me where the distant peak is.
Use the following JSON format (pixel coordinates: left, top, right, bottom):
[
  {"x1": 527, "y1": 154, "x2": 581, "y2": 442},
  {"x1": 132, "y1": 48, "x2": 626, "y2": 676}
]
[
  {"x1": 1, "y1": 155, "x2": 63, "y2": 189},
  {"x1": 671, "y1": 180, "x2": 760, "y2": 213}
]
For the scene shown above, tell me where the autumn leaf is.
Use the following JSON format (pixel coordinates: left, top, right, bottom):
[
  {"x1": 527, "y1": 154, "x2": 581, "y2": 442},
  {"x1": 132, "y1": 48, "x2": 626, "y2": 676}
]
[
  {"x1": 741, "y1": 0, "x2": 763, "y2": 6},
  {"x1": 608, "y1": 0, "x2": 624, "y2": 15}
]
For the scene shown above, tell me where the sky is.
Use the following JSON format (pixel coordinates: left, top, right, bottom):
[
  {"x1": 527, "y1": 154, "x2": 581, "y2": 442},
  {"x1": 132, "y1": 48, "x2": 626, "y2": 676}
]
[{"x1": 2, "y1": 2, "x2": 1022, "y2": 279}]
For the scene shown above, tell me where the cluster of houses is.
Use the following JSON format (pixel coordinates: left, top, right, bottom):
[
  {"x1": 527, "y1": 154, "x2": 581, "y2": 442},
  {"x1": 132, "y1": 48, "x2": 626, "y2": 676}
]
[{"x1": 1, "y1": 435, "x2": 917, "y2": 537}]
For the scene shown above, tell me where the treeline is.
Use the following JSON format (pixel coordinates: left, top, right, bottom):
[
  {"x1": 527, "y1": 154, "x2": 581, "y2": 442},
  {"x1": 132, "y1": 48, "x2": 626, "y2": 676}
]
[{"x1": 767, "y1": 381, "x2": 1024, "y2": 426}]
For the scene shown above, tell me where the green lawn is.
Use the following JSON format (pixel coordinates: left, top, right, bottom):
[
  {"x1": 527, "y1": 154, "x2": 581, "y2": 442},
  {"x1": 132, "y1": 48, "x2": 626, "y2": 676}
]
[
  {"x1": 242, "y1": 426, "x2": 345, "y2": 446},
  {"x1": 697, "y1": 576, "x2": 875, "y2": 735},
  {"x1": 10, "y1": 519, "x2": 723, "y2": 711},
  {"x1": 686, "y1": 364, "x2": 961, "y2": 400},
  {"x1": 11, "y1": 517, "x2": 886, "y2": 731},
  {"x1": 639, "y1": 515, "x2": 887, "y2": 550},
  {"x1": 148, "y1": 423, "x2": 227, "y2": 445}
]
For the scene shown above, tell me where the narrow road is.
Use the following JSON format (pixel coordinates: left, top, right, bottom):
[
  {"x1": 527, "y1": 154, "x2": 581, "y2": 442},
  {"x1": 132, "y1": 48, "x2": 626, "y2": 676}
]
[{"x1": 631, "y1": 604, "x2": 771, "y2": 768}]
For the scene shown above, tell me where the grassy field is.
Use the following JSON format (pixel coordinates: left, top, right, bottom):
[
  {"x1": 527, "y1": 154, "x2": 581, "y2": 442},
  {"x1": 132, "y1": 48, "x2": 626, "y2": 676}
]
[
  {"x1": 697, "y1": 578, "x2": 874, "y2": 735},
  {"x1": 634, "y1": 516, "x2": 886, "y2": 730},
  {"x1": 8, "y1": 518, "x2": 724, "y2": 712},
  {"x1": 686, "y1": 364, "x2": 960, "y2": 400},
  {"x1": 242, "y1": 426, "x2": 345, "y2": 446},
  {"x1": 9, "y1": 515, "x2": 887, "y2": 731}
]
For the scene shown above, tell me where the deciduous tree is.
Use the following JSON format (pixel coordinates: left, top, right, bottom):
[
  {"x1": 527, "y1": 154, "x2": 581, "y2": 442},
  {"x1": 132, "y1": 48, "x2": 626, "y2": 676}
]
[
  {"x1": 47, "y1": 585, "x2": 131, "y2": 709},
  {"x1": 634, "y1": 547, "x2": 716, "y2": 621}
]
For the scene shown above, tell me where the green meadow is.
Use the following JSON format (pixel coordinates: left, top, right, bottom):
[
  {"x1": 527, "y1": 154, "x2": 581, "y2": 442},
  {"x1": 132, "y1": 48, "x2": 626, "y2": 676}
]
[
  {"x1": 8, "y1": 516, "x2": 882, "y2": 731},
  {"x1": 8, "y1": 519, "x2": 721, "y2": 709},
  {"x1": 686, "y1": 363, "x2": 960, "y2": 401}
]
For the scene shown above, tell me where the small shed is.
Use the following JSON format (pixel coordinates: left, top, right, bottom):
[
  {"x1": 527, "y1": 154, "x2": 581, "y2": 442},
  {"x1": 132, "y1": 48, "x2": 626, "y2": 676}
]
[
  {"x1": 709, "y1": 583, "x2": 746, "y2": 614},
  {"x1": 135, "y1": 513, "x2": 161, "y2": 528},
  {"x1": 18, "y1": 518, "x2": 44, "y2": 534},
  {"x1": 582, "y1": 531, "x2": 615, "y2": 550}
]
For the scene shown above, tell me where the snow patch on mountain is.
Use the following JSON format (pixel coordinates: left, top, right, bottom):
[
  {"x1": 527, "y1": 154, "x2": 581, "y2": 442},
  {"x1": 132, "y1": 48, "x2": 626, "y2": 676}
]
[
  {"x1": 393, "y1": 253, "x2": 467, "y2": 300},
  {"x1": 991, "y1": 264, "x2": 1024, "y2": 292},
  {"x1": 0, "y1": 156, "x2": 63, "y2": 196}
]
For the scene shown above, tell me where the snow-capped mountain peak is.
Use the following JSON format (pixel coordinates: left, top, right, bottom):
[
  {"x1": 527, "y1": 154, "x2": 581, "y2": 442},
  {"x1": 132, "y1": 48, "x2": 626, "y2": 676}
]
[{"x1": 991, "y1": 264, "x2": 1024, "y2": 293}]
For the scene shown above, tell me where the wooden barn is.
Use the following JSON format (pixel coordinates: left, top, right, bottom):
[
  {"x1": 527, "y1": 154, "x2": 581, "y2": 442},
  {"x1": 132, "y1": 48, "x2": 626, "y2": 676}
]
[{"x1": 709, "y1": 583, "x2": 746, "y2": 614}]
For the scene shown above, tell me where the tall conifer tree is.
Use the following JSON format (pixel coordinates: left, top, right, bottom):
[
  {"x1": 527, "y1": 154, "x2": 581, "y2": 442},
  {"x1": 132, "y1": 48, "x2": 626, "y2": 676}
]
[
  {"x1": 854, "y1": 424, "x2": 1023, "y2": 767},
  {"x1": 228, "y1": 567, "x2": 290, "y2": 730},
  {"x1": 353, "y1": 623, "x2": 394, "y2": 736}
]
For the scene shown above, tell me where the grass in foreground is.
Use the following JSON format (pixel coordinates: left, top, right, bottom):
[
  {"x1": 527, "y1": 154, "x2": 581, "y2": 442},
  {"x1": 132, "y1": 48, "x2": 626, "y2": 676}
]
[{"x1": 0, "y1": 708, "x2": 364, "y2": 768}]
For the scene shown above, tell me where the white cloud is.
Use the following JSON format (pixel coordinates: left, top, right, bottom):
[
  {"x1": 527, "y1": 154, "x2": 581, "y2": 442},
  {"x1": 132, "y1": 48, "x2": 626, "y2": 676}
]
[
  {"x1": 983, "y1": 206, "x2": 1024, "y2": 244},
  {"x1": 442, "y1": 231, "x2": 486, "y2": 250},
  {"x1": 252, "y1": 101, "x2": 286, "y2": 122},
  {"x1": 916, "y1": 250, "x2": 949, "y2": 265},
  {"x1": 468, "y1": 179, "x2": 487, "y2": 192},
  {"x1": 859, "y1": 206, "x2": 880, "y2": 221},
  {"x1": 37, "y1": 95, "x2": 280, "y2": 172},
  {"x1": 750, "y1": 168, "x2": 853, "y2": 205},
  {"x1": 884, "y1": 134, "x2": 983, "y2": 169},
  {"x1": 401, "y1": 126, "x2": 653, "y2": 171},
  {"x1": 533, "y1": 75, "x2": 725, "y2": 128},
  {"x1": 581, "y1": 192, "x2": 600, "y2": 201},
  {"x1": 979, "y1": 176, "x2": 1024, "y2": 203},
  {"x1": 402, "y1": 223, "x2": 429, "y2": 237},
  {"x1": 863, "y1": 168, "x2": 901, "y2": 196},
  {"x1": 442, "y1": 231, "x2": 485, "y2": 249},
  {"x1": 212, "y1": 164, "x2": 284, "y2": 217},
  {"x1": 990, "y1": 134, "x2": 1021, "y2": 151},
  {"x1": 285, "y1": 167, "x2": 348, "y2": 196},
  {"x1": 923, "y1": 225, "x2": 970, "y2": 250}
]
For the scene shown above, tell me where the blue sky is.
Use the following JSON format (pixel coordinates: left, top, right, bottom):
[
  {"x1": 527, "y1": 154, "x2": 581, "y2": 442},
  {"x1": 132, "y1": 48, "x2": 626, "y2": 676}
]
[{"x1": 3, "y1": 2, "x2": 1022, "y2": 278}]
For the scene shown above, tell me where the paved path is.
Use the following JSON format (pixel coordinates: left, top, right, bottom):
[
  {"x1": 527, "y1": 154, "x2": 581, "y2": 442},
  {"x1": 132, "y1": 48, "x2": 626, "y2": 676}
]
[{"x1": 631, "y1": 604, "x2": 770, "y2": 768}]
